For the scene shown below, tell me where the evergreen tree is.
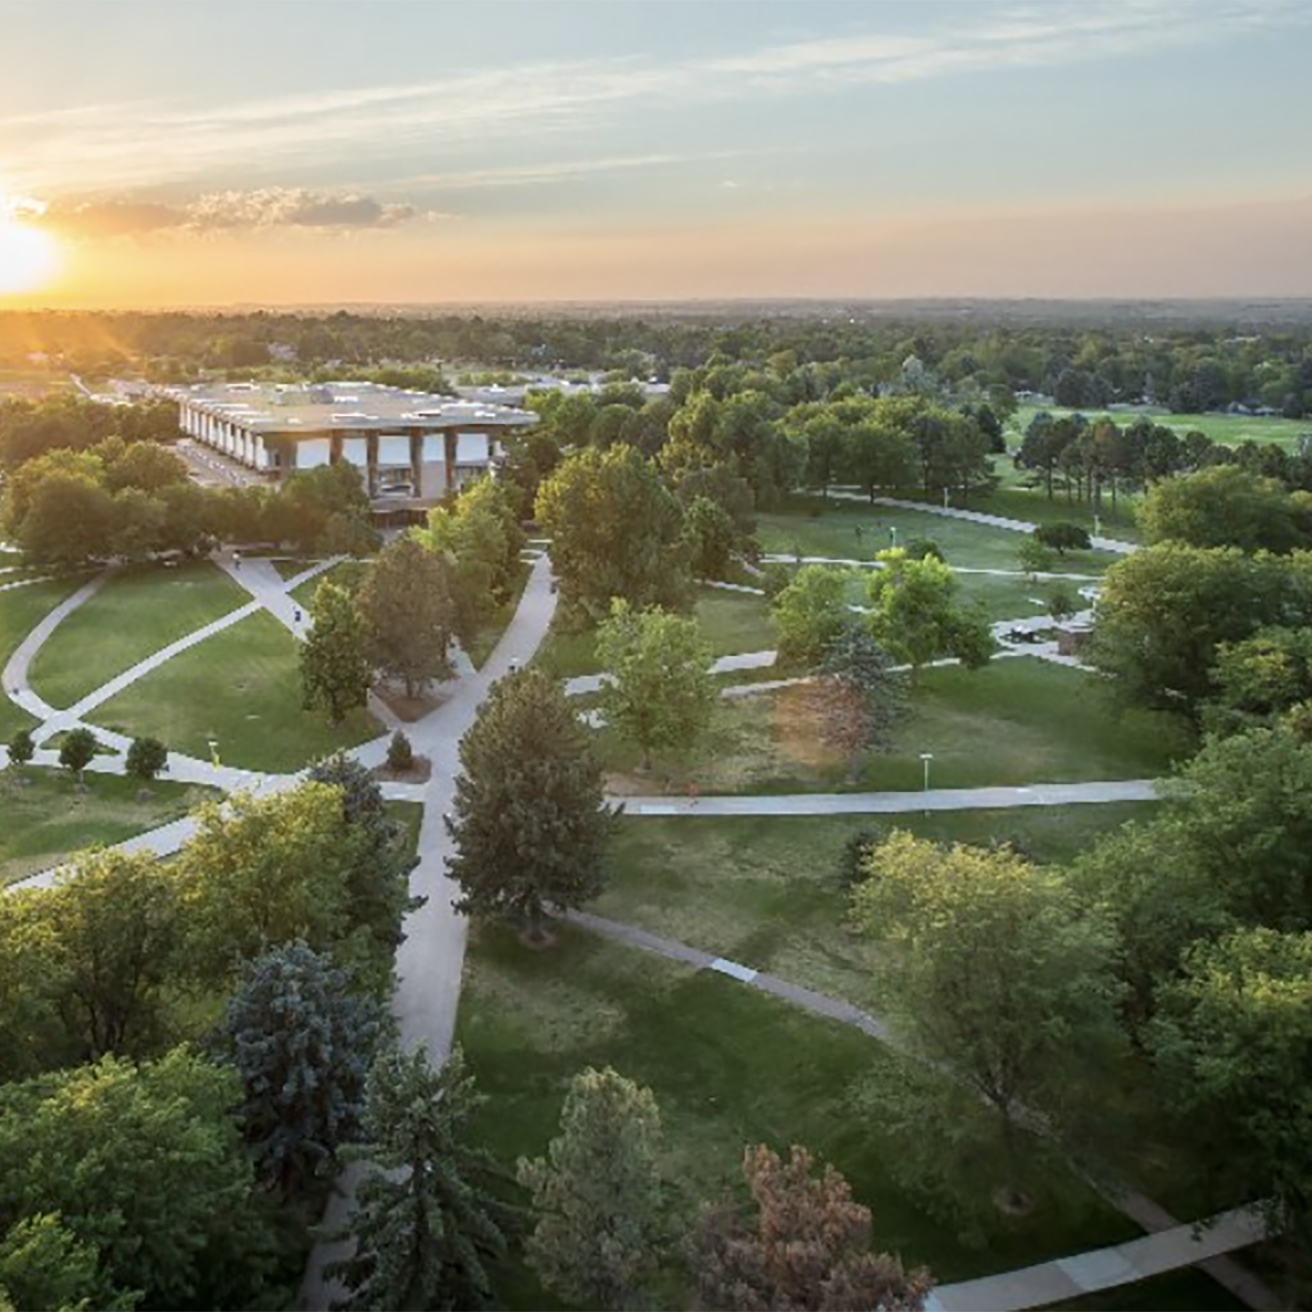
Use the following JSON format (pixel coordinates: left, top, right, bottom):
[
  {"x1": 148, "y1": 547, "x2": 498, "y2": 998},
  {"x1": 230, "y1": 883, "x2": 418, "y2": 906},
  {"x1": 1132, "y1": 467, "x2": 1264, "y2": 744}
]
[
  {"x1": 208, "y1": 941, "x2": 384, "y2": 1198},
  {"x1": 301, "y1": 579, "x2": 372, "y2": 724},
  {"x1": 518, "y1": 1066, "x2": 664, "y2": 1309},
  {"x1": 447, "y1": 668, "x2": 615, "y2": 942},
  {"x1": 326, "y1": 1047, "x2": 511, "y2": 1312},
  {"x1": 356, "y1": 537, "x2": 454, "y2": 699}
]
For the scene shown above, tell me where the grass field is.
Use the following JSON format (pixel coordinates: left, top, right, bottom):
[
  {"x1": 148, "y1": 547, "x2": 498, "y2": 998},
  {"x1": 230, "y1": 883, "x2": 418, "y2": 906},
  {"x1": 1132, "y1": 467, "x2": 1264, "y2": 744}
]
[
  {"x1": 596, "y1": 805, "x2": 1156, "y2": 1014},
  {"x1": 290, "y1": 559, "x2": 370, "y2": 608},
  {"x1": 28, "y1": 561, "x2": 248, "y2": 709},
  {"x1": 758, "y1": 498, "x2": 1125, "y2": 571},
  {"x1": 955, "y1": 571, "x2": 1093, "y2": 622},
  {"x1": 0, "y1": 576, "x2": 90, "y2": 738},
  {"x1": 1012, "y1": 402, "x2": 1312, "y2": 452},
  {"x1": 597, "y1": 657, "x2": 1191, "y2": 795},
  {"x1": 91, "y1": 609, "x2": 382, "y2": 772},
  {"x1": 535, "y1": 586, "x2": 779, "y2": 679},
  {"x1": 458, "y1": 925, "x2": 1145, "y2": 1306},
  {"x1": 0, "y1": 770, "x2": 218, "y2": 886}
]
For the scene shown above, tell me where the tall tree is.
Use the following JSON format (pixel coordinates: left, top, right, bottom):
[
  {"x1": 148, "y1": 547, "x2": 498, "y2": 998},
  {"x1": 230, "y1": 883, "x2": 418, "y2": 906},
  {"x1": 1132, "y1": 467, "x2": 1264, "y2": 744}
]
[
  {"x1": 689, "y1": 1144, "x2": 932, "y2": 1312},
  {"x1": 447, "y1": 669, "x2": 615, "y2": 942},
  {"x1": 301, "y1": 579, "x2": 372, "y2": 725},
  {"x1": 356, "y1": 537, "x2": 454, "y2": 698},
  {"x1": 518, "y1": 1067, "x2": 664, "y2": 1309},
  {"x1": 807, "y1": 624, "x2": 908, "y2": 780},
  {"x1": 0, "y1": 1049, "x2": 277, "y2": 1312},
  {"x1": 851, "y1": 832, "x2": 1121, "y2": 1205},
  {"x1": 326, "y1": 1047, "x2": 511, "y2": 1312},
  {"x1": 1138, "y1": 465, "x2": 1311, "y2": 554},
  {"x1": 770, "y1": 564, "x2": 853, "y2": 667},
  {"x1": 596, "y1": 601, "x2": 716, "y2": 769},
  {"x1": 536, "y1": 445, "x2": 691, "y2": 617},
  {"x1": 0, "y1": 1212, "x2": 125, "y2": 1312},
  {"x1": 44, "y1": 850, "x2": 182, "y2": 1059},
  {"x1": 864, "y1": 549, "x2": 993, "y2": 677},
  {"x1": 1150, "y1": 928, "x2": 1312, "y2": 1236},
  {"x1": 208, "y1": 941, "x2": 383, "y2": 1198}
]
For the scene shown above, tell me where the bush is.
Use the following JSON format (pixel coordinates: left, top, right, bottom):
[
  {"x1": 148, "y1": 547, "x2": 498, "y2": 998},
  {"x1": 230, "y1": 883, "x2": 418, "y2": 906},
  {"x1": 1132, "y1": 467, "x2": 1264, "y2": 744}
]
[
  {"x1": 57, "y1": 728, "x2": 97, "y2": 780},
  {"x1": 838, "y1": 826, "x2": 886, "y2": 888},
  {"x1": 386, "y1": 730, "x2": 414, "y2": 773},
  {"x1": 905, "y1": 537, "x2": 945, "y2": 562},
  {"x1": 125, "y1": 736, "x2": 168, "y2": 781},
  {"x1": 759, "y1": 562, "x2": 792, "y2": 601},
  {"x1": 6, "y1": 728, "x2": 34, "y2": 769}
]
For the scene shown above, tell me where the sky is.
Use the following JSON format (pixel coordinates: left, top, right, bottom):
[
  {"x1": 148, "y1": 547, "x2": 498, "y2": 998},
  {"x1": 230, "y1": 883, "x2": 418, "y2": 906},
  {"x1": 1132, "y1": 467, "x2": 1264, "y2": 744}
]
[{"x1": 2, "y1": 0, "x2": 1312, "y2": 306}]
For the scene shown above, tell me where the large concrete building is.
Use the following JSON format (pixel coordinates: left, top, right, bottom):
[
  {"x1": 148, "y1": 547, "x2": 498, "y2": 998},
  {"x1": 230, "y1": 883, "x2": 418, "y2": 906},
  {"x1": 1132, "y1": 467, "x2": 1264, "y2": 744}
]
[{"x1": 175, "y1": 381, "x2": 536, "y2": 503}]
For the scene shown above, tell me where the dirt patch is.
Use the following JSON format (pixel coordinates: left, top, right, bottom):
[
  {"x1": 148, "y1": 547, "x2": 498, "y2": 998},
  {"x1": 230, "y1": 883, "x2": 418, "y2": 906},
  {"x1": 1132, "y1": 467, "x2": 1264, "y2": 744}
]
[
  {"x1": 372, "y1": 683, "x2": 444, "y2": 722},
  {"x1": 373, "y1": 756, "x2": 433, "y2": 784},
  {"x1": 768, "y1": 682, "x2": 850, "y2": 770}
]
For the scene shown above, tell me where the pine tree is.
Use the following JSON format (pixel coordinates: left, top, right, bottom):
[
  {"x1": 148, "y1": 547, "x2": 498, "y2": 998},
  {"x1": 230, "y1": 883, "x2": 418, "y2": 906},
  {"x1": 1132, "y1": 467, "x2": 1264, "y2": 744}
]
[
  {"x1": 518, "y1": 1066, "x2": 664, "y2": 1309},
  {"x1": 325, "y1": 1046, "x2": 511, "y2": 1312},
  {"x1": 208, "y1": 941, "x2": 384, "y2": 1198},
  {"x1": 447, "y1": 668, "x2": 615, "y2": 942},
  {"x1": 301, "y1": 579, "x2": 372, "y2": 724}
]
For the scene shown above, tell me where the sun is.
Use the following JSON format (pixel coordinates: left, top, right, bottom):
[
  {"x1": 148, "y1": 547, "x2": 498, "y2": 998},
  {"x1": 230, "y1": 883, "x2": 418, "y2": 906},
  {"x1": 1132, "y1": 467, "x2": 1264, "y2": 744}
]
[{"x1": 0, "y1": 216, "x2": 56, "y2": 295}]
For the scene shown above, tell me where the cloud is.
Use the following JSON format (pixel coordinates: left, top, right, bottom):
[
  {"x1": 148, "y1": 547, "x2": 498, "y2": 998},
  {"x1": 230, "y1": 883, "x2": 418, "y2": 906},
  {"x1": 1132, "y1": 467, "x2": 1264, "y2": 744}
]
[
  {"x1": 31, "y1": 188, "x2": 430, "y2": 238},
  {"x1": 2, "y1": 0, "x2": 1300, "y2": 198}
]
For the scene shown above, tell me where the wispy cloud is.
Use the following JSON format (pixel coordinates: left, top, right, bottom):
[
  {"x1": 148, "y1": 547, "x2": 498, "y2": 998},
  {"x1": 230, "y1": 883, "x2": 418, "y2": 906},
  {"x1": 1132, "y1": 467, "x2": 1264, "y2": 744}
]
[
  {"x1": 0, "y1": 0, "x2": 1300, "y2": 197},
  {"x1": 32, "y1": 188, "x2": 433, "y2": 239}
]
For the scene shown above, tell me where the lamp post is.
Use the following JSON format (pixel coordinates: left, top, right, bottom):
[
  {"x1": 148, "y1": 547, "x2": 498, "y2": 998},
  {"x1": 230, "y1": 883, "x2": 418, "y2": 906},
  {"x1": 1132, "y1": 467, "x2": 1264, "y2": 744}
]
[
  {"x1": 889, "y1": 525, "x2": 898, "y2": 548},
  {"x1": 920, "y1": 751, "x2": 933, "y2": 814},
  {"x1": 207, "y1": 738, "x2": 220, "y2": 767}
]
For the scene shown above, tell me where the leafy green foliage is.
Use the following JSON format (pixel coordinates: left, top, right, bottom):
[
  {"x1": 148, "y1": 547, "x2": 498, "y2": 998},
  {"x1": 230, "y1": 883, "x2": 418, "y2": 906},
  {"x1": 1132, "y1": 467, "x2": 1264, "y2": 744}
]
[
  {"x1": 0, "y1": 1049, "x2": 277, "y2": 1311},
  {"x1": 681, "y1": 494, "x2": 740, "y2": 580},
  {"x1": 208, "y1": 942, "x2": 384, "y2": 1198},
  {"x1": 301, "y1": 579, "x2": 372, "y2": 724},
  {"x1": 1032, "y1": 522, "x2": 1091, "y2": 555},
  {"x1": 1204, "y1": 625, "x2": 1312, "y2": 738},
  {"x1": 596, "y1": 601, "x2": 716, "y2": 769},
  {"x1": 518, "y1": 1066, "x2": 664, "y2": 1308},
  {"x1": 447, "y1": 669, "x2": 615, "y2": 941},
  {"x1": 536, "y1": 445, "x2": 692, "y2": 617},
  {"x1": 57, "y1": 727, "x2": 98, "y2": 780},
  {"x1": 356, "y1": 536, "x2": 454, "y2": 698},
  {"x1": 385, "y1": 729, "x2": 414, "y2": 772},
  {"x1": 0, "y1": 1212, "x2": 128, "y2": 1312},
  {"x1": 124, "y1": 735, "x2": 168, "y2": 781},
  {"x1": 769, "y1": 564, "x2": 852, "y2": 667},
  {"x1": 1138, "y1": 465, "x2": 1312, "y2": 553},
  {"x1": 5, "y1": 728, "x2": 33, "y2": 769},
  {"x1": 326, "y1": 1047, "x2": 511, "y2": 1312}
]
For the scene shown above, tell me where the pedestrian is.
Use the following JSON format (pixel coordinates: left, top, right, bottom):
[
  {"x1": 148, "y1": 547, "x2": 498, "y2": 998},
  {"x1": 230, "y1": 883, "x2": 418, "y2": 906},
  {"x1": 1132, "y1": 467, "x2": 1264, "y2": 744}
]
[
  {"x1": 233, "y1": 550, "x2": 241, "y2": 570},
  {"x1": 293, "y1": 607, "x2": 302, "y2": 624},
  {"x1": 686, "y1": 781, "x2": 699, "y2": 809}
]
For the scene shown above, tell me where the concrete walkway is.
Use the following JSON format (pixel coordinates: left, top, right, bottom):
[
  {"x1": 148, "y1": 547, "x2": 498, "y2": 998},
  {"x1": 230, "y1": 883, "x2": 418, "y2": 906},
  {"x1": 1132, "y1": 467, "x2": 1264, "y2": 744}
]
[{"x1": 616, "y1": 779, "x2": 1159, "y2": 816}]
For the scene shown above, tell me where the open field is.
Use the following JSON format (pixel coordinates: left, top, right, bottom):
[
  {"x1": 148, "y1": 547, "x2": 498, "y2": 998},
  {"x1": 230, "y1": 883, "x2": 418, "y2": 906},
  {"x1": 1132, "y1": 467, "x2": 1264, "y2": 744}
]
[
  {"x1": 535, "y1": 585, "x2": 779, "y2": 679},
  {"x1": 758, "y1": 498, "x2": 1125, "y2": 571},
  {"x1": 459, "y1": 924, "x2": 1146, "y2": 1307},
  {"x1": 91, "y1": 609, "x2": 382, "y2": 772},
  {"x1": 595, "y1": 805, "x2": 1158, "y2": 1014},
  {"x1": 29, "y1": 561, "x2": 247, "y2": 709},
  {"x1": 1013, "y1": 402, "x2": 1312, "y2": 451},
  {"x1": 0, "y1": 576, "x2": 89, "y2": 738},
  {"x1": 598, "y1": 657, "x2": 1191, "y2": 795},
  {"x1": 0, "y1": 770, "x2": 218, "y2": 886}
]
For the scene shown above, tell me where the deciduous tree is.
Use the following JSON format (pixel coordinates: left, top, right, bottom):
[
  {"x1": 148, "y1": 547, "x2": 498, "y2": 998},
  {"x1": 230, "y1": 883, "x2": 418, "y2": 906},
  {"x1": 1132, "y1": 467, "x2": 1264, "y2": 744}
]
[
  {"x1": 356, "y1": 537, "x2": 454, "y2": 698},
  {"x1": 301, "y1": 579, "x2": 372, "y2": 725}
]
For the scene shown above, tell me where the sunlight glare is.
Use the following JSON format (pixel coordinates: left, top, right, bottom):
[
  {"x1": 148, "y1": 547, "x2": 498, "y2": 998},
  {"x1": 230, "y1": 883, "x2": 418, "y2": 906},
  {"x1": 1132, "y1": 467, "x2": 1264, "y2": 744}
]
[{"x1": 0, "y1": 217, "x2": 56, "y2": 294}]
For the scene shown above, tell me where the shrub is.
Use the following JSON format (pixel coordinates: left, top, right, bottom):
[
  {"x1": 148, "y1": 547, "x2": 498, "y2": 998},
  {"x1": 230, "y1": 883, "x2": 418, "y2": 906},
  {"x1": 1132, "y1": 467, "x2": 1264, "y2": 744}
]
[
  {"x1": 125, "y1": 735, "x2": 168, "y2": 781},
  {"x1": 386, "y1": 730, "x2": 414, "y2": 772},
  {"x1": 6, "y1": 728, "x2": 34, "y2": 769}
]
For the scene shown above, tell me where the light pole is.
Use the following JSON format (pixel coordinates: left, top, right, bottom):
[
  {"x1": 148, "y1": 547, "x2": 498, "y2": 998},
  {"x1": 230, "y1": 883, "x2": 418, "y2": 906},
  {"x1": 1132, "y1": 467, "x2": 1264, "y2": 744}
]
[
  {"x1": 889, "y1": 525, "x2": 898, "y2": 548},
  {"x1": 943, "y1": 486, "x2": 950, "y2": 510},
  {"x1": 207, "y1": 738, "x2": 220, "y2": 767},
  {"x1": 920, "y1": 751, "x2": 933, "y2": 814}
]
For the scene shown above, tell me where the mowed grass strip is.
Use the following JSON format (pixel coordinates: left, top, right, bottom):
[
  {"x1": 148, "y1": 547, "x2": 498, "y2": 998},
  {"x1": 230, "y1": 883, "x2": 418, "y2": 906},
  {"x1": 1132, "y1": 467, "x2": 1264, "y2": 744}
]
[
  {"x1": 459, "y1": 925, "x2": 1140, "y2": 1305},
  {"x1": 91, "y1": 609, "x2": 382, "y2": 772},
  {"x1": 0, "y1": 770, "x2": 217, "y2": 886},
  {"x1": 597, "y1": 658, "x2": 1191, "y2": 794},
  {"x1": 29, "y1": 561, "x2": 249, "y2": 709},
  {"x1": 596, "y1": 805, "x2": 1158, "y2": 1014},
  {"x1": 536, "y1": 586, "x2": 778, "y2": 679},
  {"x1": 0, "y1": 576, "x2": 92, "y2": 738}
]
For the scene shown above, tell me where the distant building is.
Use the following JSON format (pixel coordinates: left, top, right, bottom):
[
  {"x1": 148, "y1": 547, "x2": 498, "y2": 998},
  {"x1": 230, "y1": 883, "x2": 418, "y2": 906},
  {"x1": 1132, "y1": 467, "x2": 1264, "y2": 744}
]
[{"x1": 174, "y1": 380, "x2": 536, "y2": 504}]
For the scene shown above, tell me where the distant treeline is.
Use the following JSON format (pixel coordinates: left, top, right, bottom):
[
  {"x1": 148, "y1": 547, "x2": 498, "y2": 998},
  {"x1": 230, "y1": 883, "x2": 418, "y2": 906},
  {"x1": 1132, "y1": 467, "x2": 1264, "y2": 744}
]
[{"x1": 2, "y1": 308, "x2": 1312, "y2": 418}]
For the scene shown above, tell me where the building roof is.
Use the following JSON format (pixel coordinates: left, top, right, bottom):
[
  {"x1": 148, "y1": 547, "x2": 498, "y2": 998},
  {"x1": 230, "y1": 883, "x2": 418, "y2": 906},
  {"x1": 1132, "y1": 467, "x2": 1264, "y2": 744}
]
[{"x1": 174, "y1": 380, "x2": 536, "y2": 433}]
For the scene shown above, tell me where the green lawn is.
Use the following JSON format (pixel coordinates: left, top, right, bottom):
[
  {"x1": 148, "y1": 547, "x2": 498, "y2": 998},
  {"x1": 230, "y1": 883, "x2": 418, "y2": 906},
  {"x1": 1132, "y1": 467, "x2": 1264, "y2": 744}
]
[
  {"x1": 955, "y1": 571, "x2": 1092, "y2": 623},
  {"x1": 459, "y1": 925, "x2": 1143, "y2": 1307},
  {"x1": 1013, "y1": 402, "x2": 1312, "y2": 452},
  {"x1": 536, "y1": 586, "x2": 778, "y2": 679},
  {"x1": 1042, "y1": 1268, "x2": 1243, "y2": 1311},
  {"x1": 269, "y1": 556, "x2": 323, "y2": 583},
  {"x1": 90, "y1": 610, "x2": 382, "y2": 772},
  {"x1": 29, "y1": 561, "x2": 248, "y2": 709},
  {"x1": 758, "y1": 499, "x2": 1124, "y2": 572},
  {"x1": 596, "y1": 806, "x2": 1156, "y2": 1015},
  {"x1": 0, "y1": 769, "x2": 218, "y2": 886},
  {"x1": 597, "y1": 658, "x2": 1192, "y2": 794},
  {"x1": 0, "y1": 576, "x2": 90, "y2": 738}
]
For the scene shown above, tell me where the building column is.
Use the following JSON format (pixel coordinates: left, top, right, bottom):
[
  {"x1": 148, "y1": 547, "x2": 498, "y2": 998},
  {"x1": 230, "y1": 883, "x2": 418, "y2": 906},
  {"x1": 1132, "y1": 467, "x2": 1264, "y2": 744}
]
[
  {"x1": 409, "y1": 430, "x2": 422, "y2": 492},
  {"x1": 253, "y1": 435, "x2": 268, "y2": 471},
  {"x1": 366, "y1": 434, "x2": 379, "y2": 496},
  {"x1": 444, "y1": 431, "x2": 457, "y2": 491}
]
